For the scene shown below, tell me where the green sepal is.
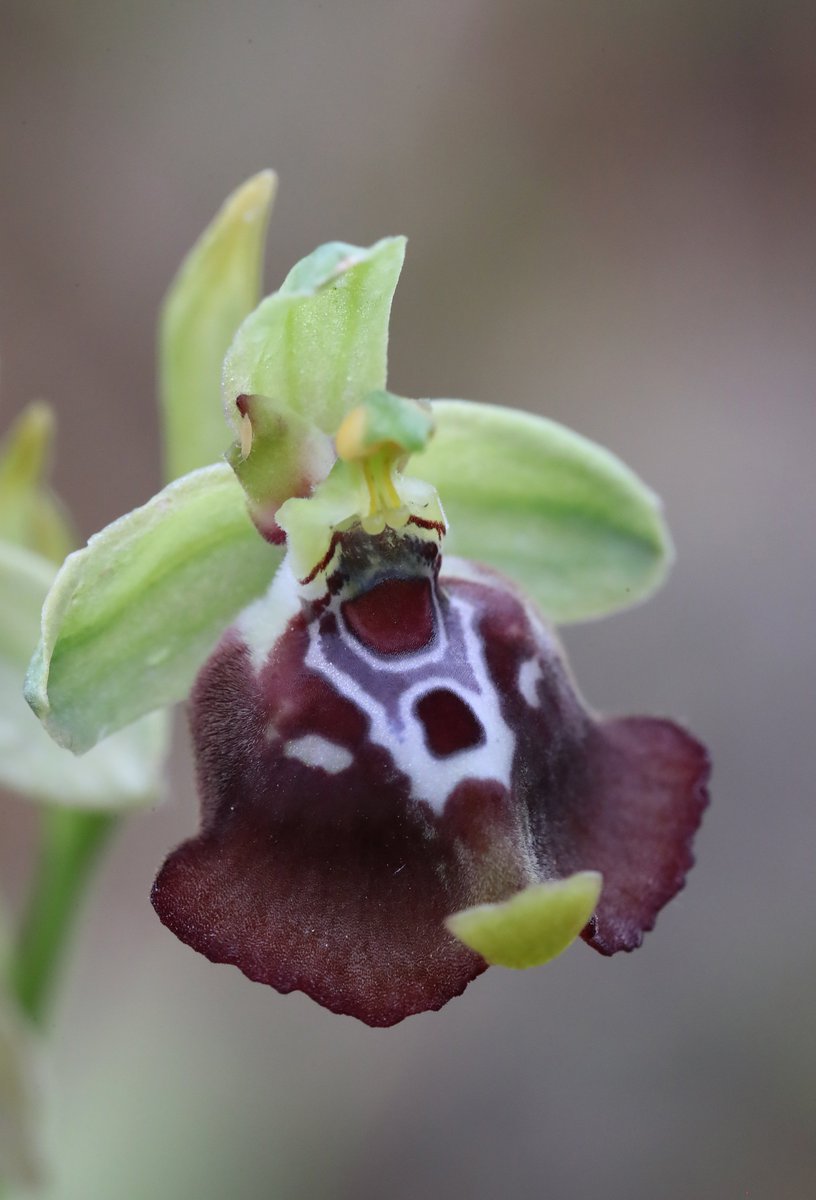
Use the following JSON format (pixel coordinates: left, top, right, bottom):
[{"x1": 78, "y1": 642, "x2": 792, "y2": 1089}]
[
  {"x1": 24, "y1": 463, "x2": 281, "y2": 754},
  {"x1": 0, "y1": 539, "x2": 167, "y2": 808},
  {"x1": 411, "y1": 400, "x2": 673, "y2": 623},
  {"x1": 446, "y1": 871, "x2": 602, "y2": 969},
  {"x1": 0, "y1": 402, "x2": 75, "y2": 564},
  {"x1": 159, "y1": 170, "x2": 277, "y2": 481},
  {"x1": 222, "y1": 236, "x2": 406, "y2": 439}
]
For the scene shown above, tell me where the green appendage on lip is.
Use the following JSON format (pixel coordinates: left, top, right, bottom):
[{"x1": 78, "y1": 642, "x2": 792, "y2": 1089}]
[{"x1": 446, "y1": 872, "x2": 602, "y2": 969}]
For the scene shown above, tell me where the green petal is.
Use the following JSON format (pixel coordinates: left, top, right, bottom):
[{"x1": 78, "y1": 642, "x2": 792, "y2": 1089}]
[
  {"x1": 159, "y1": 170, "x2": 277, "y2": 481},
  {"x1": 0, "y1": 540, "x2": 167, "y2": 807},
  {"x1": 412, "y1": 400, "x2": 673, "y2": 623},
  {"x1": 446, "y1": 871, "x2": 602, "y2": 969},
  {"x1": 222, "y1": 236, "x2": 406, "y2": 438},
  {"x1": 226, "y1": 394, "x2": 335, "y2": 542},
  {"x1": 0, "y1": 402, "x2": 75, "y2": 563},
  {"x1": 0, "y1": 988, "x2": 48, "y2": 1190},
  {"x1": 24, "y1": 464, "x2": 280, "y2": 754}
]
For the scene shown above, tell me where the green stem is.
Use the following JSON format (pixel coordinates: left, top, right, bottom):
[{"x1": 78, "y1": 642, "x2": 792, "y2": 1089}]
[{"x1": 8, "y1": 807, "x2": 118, "y2": 1026}]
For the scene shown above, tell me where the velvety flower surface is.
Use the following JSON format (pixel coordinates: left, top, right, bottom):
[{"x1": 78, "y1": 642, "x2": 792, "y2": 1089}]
[{"x1": 152, "y1": 504, "x2": 708, "y2": 1026}]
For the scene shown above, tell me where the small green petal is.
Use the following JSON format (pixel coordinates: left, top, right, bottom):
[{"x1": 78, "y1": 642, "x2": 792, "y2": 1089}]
[
  {"x1": 222, "y1": 236, "x2": 406, "y2": 438},
  {"x1": 446, "y1": 872, "x2": 602, "y2": 969},
  {"x1": 226, "y1": 394, "x2": 335, "y2": 541},
  {"x1": 24, "y1": 464, "x2": 281, "y2": 754},
  {"x1": 159, "y1": 170, "x2": 277, "y2": 481},
  {"x1": 0, "y1": 988, "x2": 48, "y2": 1190},
  {"x1": 411, "y1": 400, "x2": 673, "y2": 623},
  {"x1": 0, "y1": 540, "x2": 167, "y2": 808},
  {"x1": 0, "y1": 402, "x2": 75, "y2": 563}
]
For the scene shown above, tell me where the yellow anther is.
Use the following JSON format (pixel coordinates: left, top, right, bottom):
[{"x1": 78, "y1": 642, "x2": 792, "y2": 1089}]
[
  {"x1": 239, "y1": 412, "x2": 253, "y2": 460},
  {"x1": 335, "y1": 406, "x2": 370, "y2": 462}
]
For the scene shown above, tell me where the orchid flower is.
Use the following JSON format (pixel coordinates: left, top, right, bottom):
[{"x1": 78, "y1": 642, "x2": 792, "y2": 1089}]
[{"x1": 24, "y1": 173, "x2": 709, "y2": 1027}]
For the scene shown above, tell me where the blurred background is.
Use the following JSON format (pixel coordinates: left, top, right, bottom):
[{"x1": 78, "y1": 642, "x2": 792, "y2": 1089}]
[{"x1": 1, "y1": 1, "x2": 815, "y2": 1197}]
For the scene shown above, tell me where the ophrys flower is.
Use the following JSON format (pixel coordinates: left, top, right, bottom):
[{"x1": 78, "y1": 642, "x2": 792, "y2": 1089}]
[{"x1": 25, "y1": 174, "x2": 709, "y2": 1026}]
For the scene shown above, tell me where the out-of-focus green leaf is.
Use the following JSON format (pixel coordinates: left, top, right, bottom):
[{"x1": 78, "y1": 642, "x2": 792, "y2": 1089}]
[
  {"x1": 0, "y1": 541, "x2": 54, "y2": 667},
  {"x1": 222, "y1": 237, "x2": 405, "y2": 439},
  {"x1": 24, "y1": 464, "x2": 281, "y2": 755},
  {"x1": 411, "y1": 400, "x2": 673, "y2": 623},
  {"x1": 0, "y1": 987, "x2": 48, "y2": 1190},
  {"x1": 446, "y1": 871, "x2": 602, "y2": 969},
  {"x1": 159, "y1": 171, "x2": 277, "y2": 481},
  {"x1": 0, "y1": 540, "x2": 167, "y2": 807},
  {"x1": 27, "y1": 491, "x2": 76, "y2": 566},
  {"x1": 0, "y1": 402, "x2": 75, "y2": 564}
]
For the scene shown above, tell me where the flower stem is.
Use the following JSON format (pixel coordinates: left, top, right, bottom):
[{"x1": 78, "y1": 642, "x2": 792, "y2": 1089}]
[{"x1": 8, "y1": 807, "x2": 117, "y2": 1026}]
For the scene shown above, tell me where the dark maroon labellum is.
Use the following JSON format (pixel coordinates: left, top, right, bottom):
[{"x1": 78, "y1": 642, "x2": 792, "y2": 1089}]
[{"x1": 151, "y1": 528, "x2": 709, "y2": 1026}]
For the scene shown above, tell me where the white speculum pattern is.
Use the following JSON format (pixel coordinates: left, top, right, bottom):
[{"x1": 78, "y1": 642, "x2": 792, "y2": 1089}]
[
  {"x1": 236, "y1": 549, "x2": 518, "y2": 817},
  {"x1": 518, "y1": 656, "x2": 544, "y2": 708},
  {"x1": 305, "y1": 589, "x2": 516, "y2": 816},
  {"x1": 283, "y1": 735, "x2": 354, "y2": 775}
]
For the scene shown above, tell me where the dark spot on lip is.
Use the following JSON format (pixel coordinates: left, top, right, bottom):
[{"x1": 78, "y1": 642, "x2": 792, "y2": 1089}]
[
  {"x1": 415, "y1": 688, "x2": 485, "y2": 757},
  {"x1": 342, "y1": 577, "x2": 434, "y2": 655}
]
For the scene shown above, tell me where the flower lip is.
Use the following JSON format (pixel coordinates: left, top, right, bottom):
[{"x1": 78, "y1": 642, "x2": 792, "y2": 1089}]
[
  {"x1": 152, "y1": 539, "x2": 709, "y2": 1025},
  {"x1": 19, "y1": 181, "x2": 705, "y2": 1026}
]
